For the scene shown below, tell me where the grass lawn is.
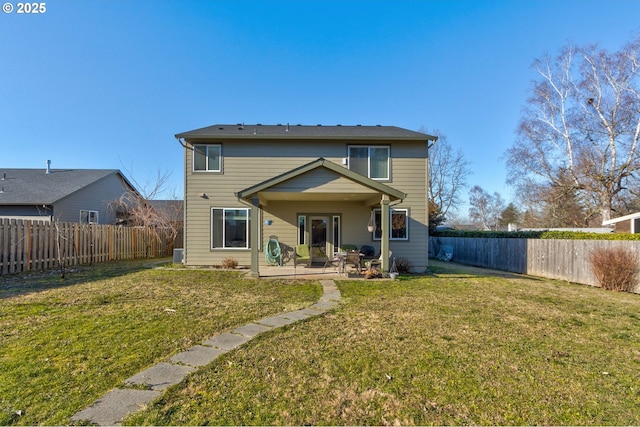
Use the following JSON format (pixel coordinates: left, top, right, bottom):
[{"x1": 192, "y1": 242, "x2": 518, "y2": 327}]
[
  {"x1": 0, "y1": 260, "x2": 321, "y2": 426},
  {"x1": 125, "y1": 261, "x2": 640, "y2": 426}
]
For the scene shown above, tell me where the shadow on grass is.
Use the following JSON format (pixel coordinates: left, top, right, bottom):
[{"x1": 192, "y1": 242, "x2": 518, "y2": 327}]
[
  {"x1": 428, "y1": 258, "x2": 545, "y2": 281},
  {"x1": 0, "y1": 258, "x2": 167, "y2": 299}
]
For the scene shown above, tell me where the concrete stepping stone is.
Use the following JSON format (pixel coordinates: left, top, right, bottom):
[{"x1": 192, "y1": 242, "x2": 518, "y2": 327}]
[
  {"x1": 232, "y1": 322, "x2": 273, "y2": 337},
  {"x1": 310, "y1": 300, "x2": 339, "y2": 310},
  {"x1": 203, "y1": 332, "x2": 250, "y2": 350},
  {"x1": 281, "y1": 309, "x2": 315, "y2": 321},
  {"x1": 125, "y1": 362, "x2": 195, "y2": 391},
  {"x1": 70, "y1": 388, "x2": 160, "y2": 426},
  {"x1": 256, "y1": 314, "x2": 298, "y2": 328},
  {"x1": 170, "y1": 345, "x2": 227, "y2": 367}
]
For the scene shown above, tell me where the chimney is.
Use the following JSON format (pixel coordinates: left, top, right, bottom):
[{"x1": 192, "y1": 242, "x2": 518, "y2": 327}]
[{"x1": 46, "y1": 160, "x2": 51, "y2": 174}]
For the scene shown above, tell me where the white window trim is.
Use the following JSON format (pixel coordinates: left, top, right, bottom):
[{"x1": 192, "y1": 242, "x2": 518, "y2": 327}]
[
  {"x1": 210, "y1": 207, "x2": 250, "y2": 250},
  {"x1": 80, "y1": 210, "x2": 99, "y2": 224},
  {"x1": 348, "y1": 145, "x2": 390, "y2": 180},
  {"x1": 298, "y1": 215, "x2": 307, "y2": 245},
  {"x1": 372, "y1": 208, "x2": 409, "y2": 241},
  {"x1": 193, "y1": 144, "x2": 222, "y2": 172}
]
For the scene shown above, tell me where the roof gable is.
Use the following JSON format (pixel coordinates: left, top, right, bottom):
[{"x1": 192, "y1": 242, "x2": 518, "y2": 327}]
[
  {"x1": 0, "y1": 169, "x2": 135, "y2": 205},
  {"x1": 236, "y1": 158, "x2": 406, "y2": 202}
]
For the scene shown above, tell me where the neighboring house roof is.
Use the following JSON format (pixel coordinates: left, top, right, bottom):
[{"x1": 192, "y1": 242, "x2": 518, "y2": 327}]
[
  {"x1": 149, "y1": 200, "x2": 184, "y2": 222},
  {"x1": 0, "y1": 169, "x2": 136, "y2": 205},
  {"x1": 602, "y1": 212, "x2": 640, "y2": 226},
  {"x1": 176, "y1": 123, "x2": 437, "y2": 141},
  {"x1": 236, "y1": 158, "x2": 407, "y2": 203}
]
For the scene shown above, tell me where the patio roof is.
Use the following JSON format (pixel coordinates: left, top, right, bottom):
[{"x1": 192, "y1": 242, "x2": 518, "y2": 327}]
[{"x1": 235, "y1": 158, "x2": 406, "y2": 206}]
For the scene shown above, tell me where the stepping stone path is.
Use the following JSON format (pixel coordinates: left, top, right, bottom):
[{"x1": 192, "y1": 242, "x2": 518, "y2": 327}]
[{"x1": 70, "y1": 280, "x2": 340, "y2": 426}]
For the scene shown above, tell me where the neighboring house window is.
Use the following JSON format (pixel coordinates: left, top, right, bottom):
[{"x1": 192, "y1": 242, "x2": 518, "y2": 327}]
[
  {"x1": 372, "y1": 208, "x2": 409, "y2": 240},
  {"x1": 80, "y1": 210, "x2": 98, "y2": 224},
  {"x1": 194, "y1": 144, "x2": 222, "y2": 172},
  {"x1": 348, "y1": 146, "x2": 389, "y2": 180},
  {"x1": 211, "y1": 208, "x2": 249, "y2": 249}
]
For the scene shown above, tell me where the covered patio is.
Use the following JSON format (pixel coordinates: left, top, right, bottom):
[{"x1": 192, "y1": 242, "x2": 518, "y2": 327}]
[{"x1": 236, "y1": 158, "x2": 406, "y2": 278}]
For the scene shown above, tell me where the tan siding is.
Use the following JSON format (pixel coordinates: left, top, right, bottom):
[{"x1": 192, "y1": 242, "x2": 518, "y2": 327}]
[{"x1": 269, "y1": 169, "x2": 378, "y2": 195}]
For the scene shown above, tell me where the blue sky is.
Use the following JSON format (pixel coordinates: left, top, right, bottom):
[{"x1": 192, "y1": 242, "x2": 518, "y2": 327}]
[{"x1": 1, "y1": 0, "x2": 639, "y2": 214}]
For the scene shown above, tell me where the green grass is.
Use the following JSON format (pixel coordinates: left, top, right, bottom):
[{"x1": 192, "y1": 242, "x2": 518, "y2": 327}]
[
  {"x1": 125, "y1": 262, "x2": 640, "y2": 426},
  {"x1": 0, "y1": 260, "x2": 321, "y2": 426}
]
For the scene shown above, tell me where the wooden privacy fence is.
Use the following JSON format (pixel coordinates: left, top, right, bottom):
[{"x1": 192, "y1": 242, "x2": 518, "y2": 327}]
[
  {"x1": 0, "y1": 219, "x2": 175, "y2": 275},
  {"x1": 430, "y1": 236, "x2": 640, "y2": 292}
]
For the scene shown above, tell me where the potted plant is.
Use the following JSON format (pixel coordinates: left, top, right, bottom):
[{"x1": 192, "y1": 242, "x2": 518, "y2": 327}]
[{"x1": 389, "y1": 257, "x2": 399, "y2": 280}]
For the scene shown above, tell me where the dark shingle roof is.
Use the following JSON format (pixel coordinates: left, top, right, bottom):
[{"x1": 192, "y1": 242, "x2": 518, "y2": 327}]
[
  {"x1": 0, "y1": 169, "x2": 132, "y2": 205},
  {"x1": 176, "y1": 124, "x2": 436, "y2": 141}
]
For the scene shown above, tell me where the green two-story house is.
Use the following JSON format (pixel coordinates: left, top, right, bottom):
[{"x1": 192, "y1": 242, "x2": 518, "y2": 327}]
[{"x1": 176, "y1": 124, "x2": 436, "y2": 277}]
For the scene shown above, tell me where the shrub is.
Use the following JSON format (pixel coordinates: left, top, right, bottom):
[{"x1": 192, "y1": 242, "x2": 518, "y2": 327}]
[
  {"x1": 221, "y1": 257, "x2": 238, "y2": 269},
  {"x1": 589, "y1": 247, "x2": 639, "y2": 292}
]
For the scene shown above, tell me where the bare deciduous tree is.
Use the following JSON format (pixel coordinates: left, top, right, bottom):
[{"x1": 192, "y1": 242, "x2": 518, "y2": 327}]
[
  {"x1": 421, "y1": 127, "x2": 471, "y2": 219},
  {"x1": 112, "y1": 170, "x2": 182, "y2": 254},
  {"x1": 506, "y1": 35, "x2": 640, "y2": 223},
  {"x1": 468, "y1": 185, "x2": 505, "y2": 230}
]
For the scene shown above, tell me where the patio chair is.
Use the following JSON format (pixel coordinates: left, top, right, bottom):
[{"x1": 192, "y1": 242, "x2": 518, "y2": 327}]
[
  {"x1": 293, "y1": 244, "x2": 311, "y2": 268},
  {"x1": 323, "y1": 251, "x2": 345, "y2": 273},
  {"x1": 345, "y1": 250, "x2": 364, "y2": 273}
]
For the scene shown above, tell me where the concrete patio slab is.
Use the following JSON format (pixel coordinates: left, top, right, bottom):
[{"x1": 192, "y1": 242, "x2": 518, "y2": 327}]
[
  {"x1": 70, "y1": 388, "x2": 160, "y2": 426},
  {"x1": 125, "y1": 362, "x2": 195, "y2": 391},
  {"x1": 169, "y1": 345, "x2": 227, "y2": 367},
  {"x1": 232, "y1": 322, "x2": 273, "y2": 337},
  {"x1": 203, "y1": 332, "x2": 251, "y2": 350}
]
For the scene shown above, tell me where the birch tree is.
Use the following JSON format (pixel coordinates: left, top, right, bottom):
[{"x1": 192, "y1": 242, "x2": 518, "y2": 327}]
[
  {"x1": 468, "y1": 185, "x2": 505, "y2": 230},
  {"x1": 505, "y1": 35, "x2": 640, "y2": 223}
]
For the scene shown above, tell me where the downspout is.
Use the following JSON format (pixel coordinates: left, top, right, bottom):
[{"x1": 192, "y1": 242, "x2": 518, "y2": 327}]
[{"x1": 176, "y1": 137, "x2": 190, "y2": 265}]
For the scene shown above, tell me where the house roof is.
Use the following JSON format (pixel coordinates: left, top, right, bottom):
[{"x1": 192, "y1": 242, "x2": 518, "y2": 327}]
[
  {"x1": 149, "y1": 200, "x2": 184, "y2": 222},
  {"x1": 0, "y1": 168, "x2": 136, "y2": 205},
  {"x1": 236, "y1": 158, "x2": 406, "y2": 204},
  {"x1": 176, "y1": 124, "x2": 436, "y2": 141}
]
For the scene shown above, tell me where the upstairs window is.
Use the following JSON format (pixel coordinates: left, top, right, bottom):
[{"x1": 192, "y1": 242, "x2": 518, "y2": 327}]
[
  {"x1": 194, "y1": 144, "x2": 221, "y2": 172},
  {"x1": 348, "y1": 146, "x2": 389, "y2": 180}
]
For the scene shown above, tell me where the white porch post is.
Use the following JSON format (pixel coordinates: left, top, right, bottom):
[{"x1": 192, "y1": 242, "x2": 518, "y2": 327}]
[
  {"x1": 381, "y1": 195, "x2": 390, "y2": 271},
  {"x1": 249, "y1": 196, "x2": 260, "y2": 278}
]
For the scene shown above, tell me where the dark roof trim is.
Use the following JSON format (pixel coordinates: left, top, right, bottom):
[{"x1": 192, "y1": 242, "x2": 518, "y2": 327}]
[
  {"x1": 236, "y1": 158, "x2": 407, "y2": 201},
  {"x1": 176, "y1": 124, "x2": 435, "y2": 142}
]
